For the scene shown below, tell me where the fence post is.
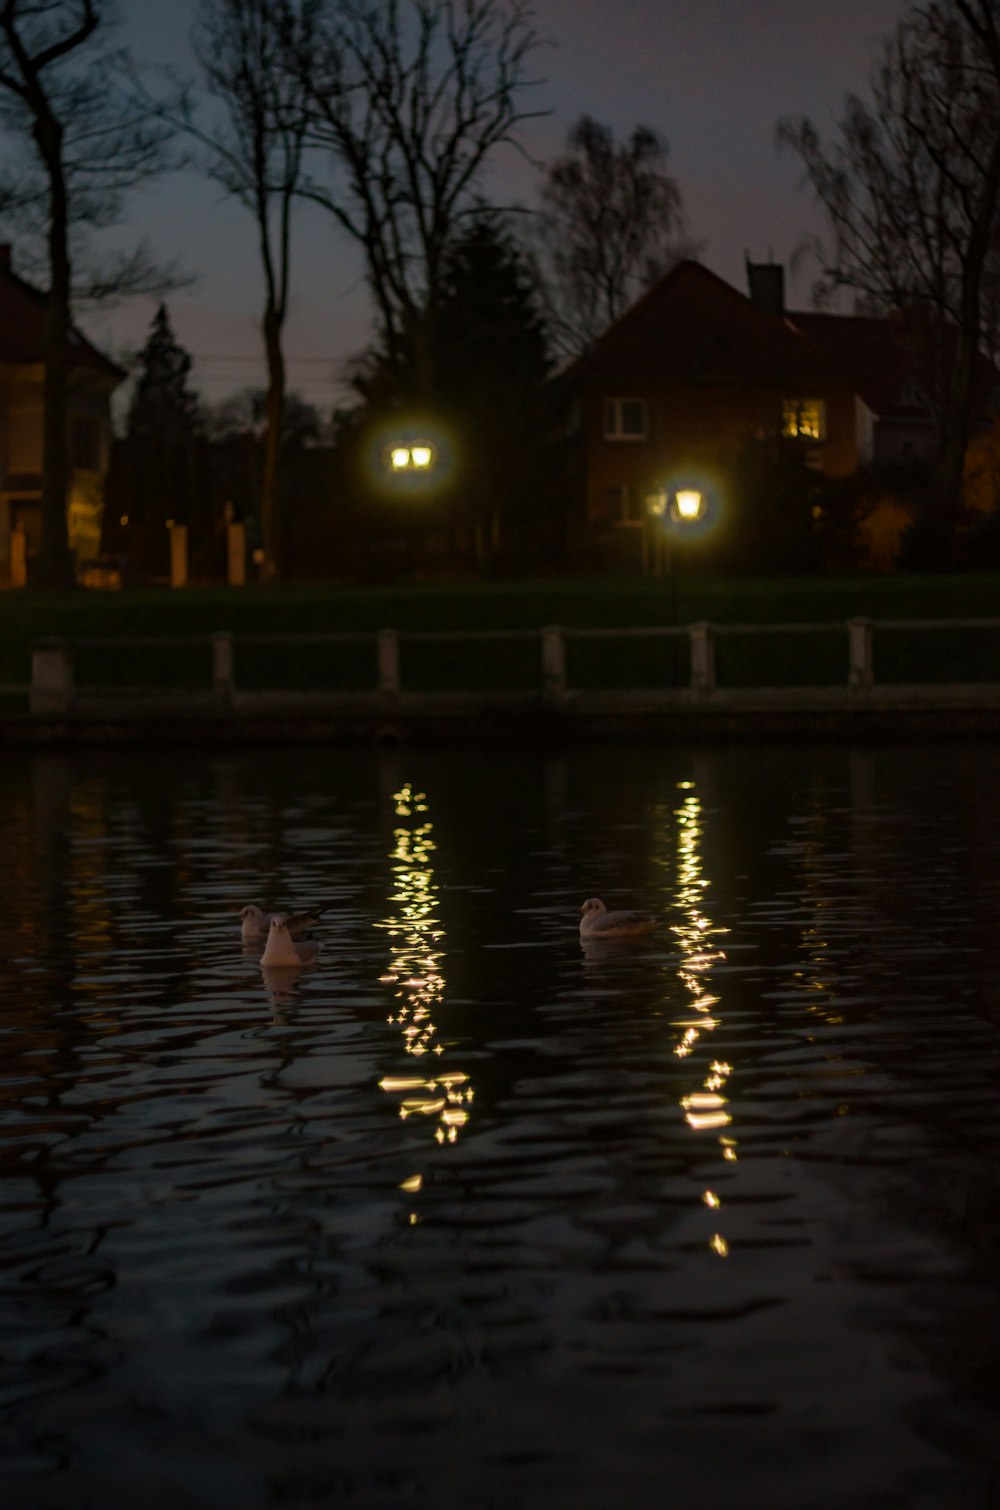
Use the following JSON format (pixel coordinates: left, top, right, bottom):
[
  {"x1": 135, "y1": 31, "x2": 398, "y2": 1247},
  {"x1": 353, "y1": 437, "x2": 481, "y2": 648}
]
[
  {"x1": 9, "y1": 526, "x2": 27, "y2": 588},
  {"x1": 377, "y1": 628, "x2": 400, "y2": 695},
  {"x1": 169, "y1": 523, "x2": 188, "y2": 588},
  {"x1": 689, "y1": 622, "x2": 716, "y2": 694},
  {"x1": 30, "y1": 638, "x2": 73, "y2": 714},
  {"x1": 542, "y1": 625, "x2": 567, "y2": 702},
  {"x1": 226, "y1": 522, "x2": 246, "y2": 587},
  {"x1": 212, "y1": 632, "x2": 235, "y2": 708},
  {"x1": 848, "y1": 617, "x2": 874, "y2": 691}
]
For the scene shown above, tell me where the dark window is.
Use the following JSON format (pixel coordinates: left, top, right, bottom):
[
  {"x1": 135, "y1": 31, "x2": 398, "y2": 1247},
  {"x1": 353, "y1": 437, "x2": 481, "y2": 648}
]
[
  {"x1": 72, "y1": 416, "x2": 101, "y2": 471},
  {"x1": 603, "y1": 397, "x2": 648, "y2": 440}
]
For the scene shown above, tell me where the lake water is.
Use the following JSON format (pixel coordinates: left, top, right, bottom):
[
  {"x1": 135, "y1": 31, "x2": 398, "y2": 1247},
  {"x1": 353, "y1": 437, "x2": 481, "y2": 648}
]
[{"x1": 3, "y1": 738, "x2": 1000, "y2": 1509}]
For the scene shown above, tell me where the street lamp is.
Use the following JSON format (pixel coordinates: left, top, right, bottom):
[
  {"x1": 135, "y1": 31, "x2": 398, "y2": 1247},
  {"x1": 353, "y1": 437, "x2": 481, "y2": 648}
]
[
  {"x1": 674, "y1": 488, "x2": 705, "y2": 523},
  {"x1": 645, "y1": 484, "x2": 709, "y2": 684},
  {"x1": 386, "y1": 440, "x2": 437, "y2": 472}
]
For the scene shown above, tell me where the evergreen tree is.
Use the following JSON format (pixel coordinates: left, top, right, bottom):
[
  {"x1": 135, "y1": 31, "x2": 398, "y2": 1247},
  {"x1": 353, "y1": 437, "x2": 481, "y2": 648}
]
[
  {"x1": 128, "y1": 305, "x2": 202, "y2": 442},
  {"x1": 436, "y1": 215, "x2": 555, "y2": 572},
  {"x1": 107, "y1": 306, "x2": 208, "y2": 575},
  {"x1": 348, "y1": 213, "x2": 560, "y2": 576}
]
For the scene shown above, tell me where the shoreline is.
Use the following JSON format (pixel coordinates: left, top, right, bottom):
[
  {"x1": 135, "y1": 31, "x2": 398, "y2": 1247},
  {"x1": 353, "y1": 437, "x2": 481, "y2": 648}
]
[{"x1": 6, "y1": 683, "x2": 1000, "y2": 745}]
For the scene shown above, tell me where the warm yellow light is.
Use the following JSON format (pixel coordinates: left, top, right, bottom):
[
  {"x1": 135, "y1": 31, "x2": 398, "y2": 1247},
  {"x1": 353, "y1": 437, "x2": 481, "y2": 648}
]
[
  {"x1": 410, "y1": 445, "x2": 433, "y2": 468},
  {"x1": 390, "y1": 446, "x2": 411, "y2": 470},
  {"x1": 119, "y1": 514, "x2": 129, "y2": 527},
  {"x1": 675, "y1": 489, "x2": 704, "y2": 521}
]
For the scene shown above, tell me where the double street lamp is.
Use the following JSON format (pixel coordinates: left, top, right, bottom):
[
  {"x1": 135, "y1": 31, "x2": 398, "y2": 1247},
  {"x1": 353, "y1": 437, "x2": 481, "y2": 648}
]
[
  {"x1": 644, "y1": 485, "x2": 707, "y2": 574},
  {"x1": 387, "y1": 441, "x2": 436, "y2": 472}
]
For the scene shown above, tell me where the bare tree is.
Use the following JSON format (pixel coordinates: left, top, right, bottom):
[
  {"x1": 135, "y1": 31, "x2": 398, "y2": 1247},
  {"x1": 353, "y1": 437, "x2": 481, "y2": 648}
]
[
  {"x1": 189, "y1": 0, "x2": 317, "y2": 580},
  {"x1": 0, "y1": 0, "x2": 182, "y2": 586},
  {"x1": 287, "y1": 0, "x2": 545, "y2": 401},
  {"x1": 777, "y1": 1, "x2": 1000, "y2": 532},
  {"x1": 532, "y1": 115, "x2": 699, "y2": 359}
]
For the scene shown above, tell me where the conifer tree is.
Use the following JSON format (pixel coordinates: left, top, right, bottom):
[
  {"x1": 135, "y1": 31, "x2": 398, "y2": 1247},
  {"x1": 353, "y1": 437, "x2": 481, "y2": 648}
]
[{"x1": 116, "y1": 305, "x2": 205, "y2": 573}]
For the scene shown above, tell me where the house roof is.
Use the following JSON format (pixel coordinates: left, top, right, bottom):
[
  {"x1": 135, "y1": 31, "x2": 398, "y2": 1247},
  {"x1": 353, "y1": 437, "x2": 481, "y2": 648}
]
[
  {"x1": 789, "y1": 309, "x2": 999, "y2": 420},
  {"x1": 0, "y1": 246, "x2": 126, "y2": 382},
  {"x1": 563, "y1": 258, "x2": 1000, "y2": 423},
  {"x1": 564, "y1": 259, "x2": 852, "y2": 392}
]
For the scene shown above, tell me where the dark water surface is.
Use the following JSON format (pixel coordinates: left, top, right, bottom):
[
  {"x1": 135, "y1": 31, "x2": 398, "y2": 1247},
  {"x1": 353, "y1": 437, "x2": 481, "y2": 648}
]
[{"x1": 3, "y1": 739, "x2": 1000, "y2": 1509}]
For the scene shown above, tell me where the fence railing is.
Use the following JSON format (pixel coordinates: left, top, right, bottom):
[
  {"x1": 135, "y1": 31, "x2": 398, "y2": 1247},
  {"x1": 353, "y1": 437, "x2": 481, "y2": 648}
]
[{"x1": 20, "y1": 616, "x2": 1000, "y2": 714}]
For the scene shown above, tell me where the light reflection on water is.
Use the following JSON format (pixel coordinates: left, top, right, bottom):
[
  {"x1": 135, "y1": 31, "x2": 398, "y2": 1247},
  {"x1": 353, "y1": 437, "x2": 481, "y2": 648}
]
[{"x1": 3, "y1": 741, "x2": 1000, "y2": 1509}]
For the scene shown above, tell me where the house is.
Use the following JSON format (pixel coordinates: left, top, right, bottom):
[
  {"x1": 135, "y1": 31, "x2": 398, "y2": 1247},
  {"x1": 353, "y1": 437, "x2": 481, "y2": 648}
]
[
  {"x1": 561, "y1": 258, "x2": 997, "y2": 567},
  {"x1": 0, "y1": 243, "x2": 125, "y2": 583}
]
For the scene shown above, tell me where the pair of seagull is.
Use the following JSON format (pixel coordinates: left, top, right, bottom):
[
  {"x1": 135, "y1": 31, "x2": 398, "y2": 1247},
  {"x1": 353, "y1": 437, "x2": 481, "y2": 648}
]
[
  {"x1": 240, "y1": 903, "x2": 325, "y2": 966},
  {"x1": 242, "y1": 896, "x2": 656, "y2": 965}
]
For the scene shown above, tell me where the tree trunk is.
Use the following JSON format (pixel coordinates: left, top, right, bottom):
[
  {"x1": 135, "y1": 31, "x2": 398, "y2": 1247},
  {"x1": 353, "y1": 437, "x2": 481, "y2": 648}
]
[
  {"x1": 35, "y1": 116, "x2": 75, "y2": 589},
  {"x1": 260, "y1": 302, "x2": 286, "y2": 581}
]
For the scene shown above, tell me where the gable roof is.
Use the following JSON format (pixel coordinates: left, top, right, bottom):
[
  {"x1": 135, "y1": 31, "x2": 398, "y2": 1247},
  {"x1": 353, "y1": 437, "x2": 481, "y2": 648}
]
[
  {"x1": 564, "y1": 259, "x2": 852, "y2": 391},
  {"x1": 0, "y1": 246, "x2": 126, "y2": 382},
  {"x1": 790, "y1": 309, "x2": 999, "y2": 420}
]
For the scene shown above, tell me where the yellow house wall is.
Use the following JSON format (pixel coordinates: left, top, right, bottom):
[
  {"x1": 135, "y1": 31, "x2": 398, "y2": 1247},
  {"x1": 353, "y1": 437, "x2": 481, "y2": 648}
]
[{"x1": 0, "y1": 366, "x2": 116, "y2": 571}]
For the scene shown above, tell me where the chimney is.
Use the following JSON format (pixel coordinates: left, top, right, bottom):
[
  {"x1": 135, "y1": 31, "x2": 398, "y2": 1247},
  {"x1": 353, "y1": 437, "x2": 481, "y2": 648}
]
[{"x1": 746, "y1": 259, "x2": 784, "y2": 316}]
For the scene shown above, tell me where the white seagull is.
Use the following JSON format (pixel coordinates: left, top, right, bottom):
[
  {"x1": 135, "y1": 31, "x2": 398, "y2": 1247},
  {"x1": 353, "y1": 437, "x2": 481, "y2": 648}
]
[
  {"x1": 579, "y1": 897, "x2": 658, "y2": 941},
  {"x1": 260, "y1": 915, "x2": 321, "y2": 967},
  {"x1": 240, "y1": 903, "x2": 325, "y2": 943}
]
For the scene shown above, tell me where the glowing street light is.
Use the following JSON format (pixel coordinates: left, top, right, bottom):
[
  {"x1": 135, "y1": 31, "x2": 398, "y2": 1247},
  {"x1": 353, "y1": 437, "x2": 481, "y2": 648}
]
[
  {"x1": 643, "y1": 482, "x2": 714, "y2": 682},
  {"x1": 386, "y1": 440, "x2": 436, "y2": 472},
  {"x1": 674, "y1": 488, "x2": 704, "y2": 522}
]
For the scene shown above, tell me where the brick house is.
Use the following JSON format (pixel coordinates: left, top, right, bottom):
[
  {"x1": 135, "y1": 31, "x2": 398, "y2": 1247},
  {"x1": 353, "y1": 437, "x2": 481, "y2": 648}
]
[
  {"x1": 561, "y1": 258, "x2": 995, "y2": 567},
  {"x1": 0, "y1": 244, "x2": 125, "y2": 583}
]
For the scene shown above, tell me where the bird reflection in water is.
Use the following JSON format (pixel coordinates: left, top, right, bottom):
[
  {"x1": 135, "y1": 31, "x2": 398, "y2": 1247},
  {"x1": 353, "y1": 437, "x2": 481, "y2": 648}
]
[
  {"x1": 375, "y1": 783, "x2": 474, "y2": 1166},
  {"x1": 669, "y1": 781, "x2": 737, "y2": 1254},
  {"x1": 259, "y1": 963, "x2": 304, "y2": 1022}
]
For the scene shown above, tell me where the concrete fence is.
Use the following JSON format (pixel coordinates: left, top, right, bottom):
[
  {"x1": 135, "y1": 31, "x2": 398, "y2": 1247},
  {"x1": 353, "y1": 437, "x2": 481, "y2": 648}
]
[{"x1": 18, "y1": 616, "x2": 1000, "y2": 717}]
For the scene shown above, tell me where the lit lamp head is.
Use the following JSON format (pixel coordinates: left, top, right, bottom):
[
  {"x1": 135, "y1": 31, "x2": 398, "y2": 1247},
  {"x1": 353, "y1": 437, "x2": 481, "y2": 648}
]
[
  {"x1": 645, "y1": 489, "x2": 668, "y2": 519},
  {"x1": 385, "y1": 439, "x2": 437, "y2": 472},
  {"x1": 673, "y1": 488, "x2": 705, "y2": 522}
]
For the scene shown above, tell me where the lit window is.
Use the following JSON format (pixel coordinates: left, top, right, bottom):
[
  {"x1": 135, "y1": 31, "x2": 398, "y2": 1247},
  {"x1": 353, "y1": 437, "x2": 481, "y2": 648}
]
[
  {"x1": 604, "y1": 397, "x2": 648, "y2": 441},
  {"x1": 782, "y1": 399, "x2": 825, "y2": 441}
]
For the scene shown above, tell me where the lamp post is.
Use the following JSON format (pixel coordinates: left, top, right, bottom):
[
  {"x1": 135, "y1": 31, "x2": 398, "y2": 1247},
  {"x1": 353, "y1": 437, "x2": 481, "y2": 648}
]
[{"x1": 645, "y1": 485, "x2": 707, "y2": 684}]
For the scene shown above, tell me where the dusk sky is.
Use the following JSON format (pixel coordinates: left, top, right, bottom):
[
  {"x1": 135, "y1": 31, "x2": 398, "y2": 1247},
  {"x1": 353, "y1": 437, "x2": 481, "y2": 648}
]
[{"x1": 81, "y1": 0, "x2": 909, "y2": 414}]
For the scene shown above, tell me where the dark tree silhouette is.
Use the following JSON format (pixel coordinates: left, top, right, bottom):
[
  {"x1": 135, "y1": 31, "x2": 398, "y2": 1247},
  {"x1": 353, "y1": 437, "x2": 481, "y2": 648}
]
[
  {"x1": 778, "y1": 1, "x2": 1000, "y2": 543},
  {"x1": 348, "y1": 212, "x2": 556, "y2": 575},
  {"x1": 112, "y1": 304, "x2": 205, "y2": 574},
  {"x1": 533, "y1": 115, "x2": 698, "y2": 357},
  {"x1": 288, "y1": 0, "x2": 545, "y2": 401},
  {"x1": 0, "y1": 0, "x2": 182, "y2": 586},
  {"x1": 189, "y1": 0, "x2": 318, "y2": 580}
]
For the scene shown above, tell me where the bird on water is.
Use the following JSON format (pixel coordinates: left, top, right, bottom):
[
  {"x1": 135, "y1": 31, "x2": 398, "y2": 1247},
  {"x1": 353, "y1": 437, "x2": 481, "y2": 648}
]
[{"x1": 579, "y1": 897, "x2": 658, "y2": 941}]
